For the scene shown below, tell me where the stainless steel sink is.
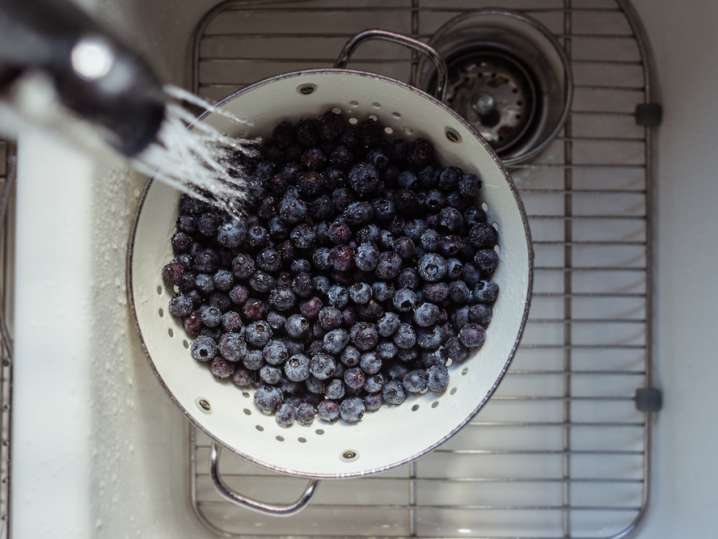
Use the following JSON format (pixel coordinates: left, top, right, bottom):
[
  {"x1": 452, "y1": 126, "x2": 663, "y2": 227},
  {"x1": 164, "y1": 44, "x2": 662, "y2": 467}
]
[{"x1": 8, "y1": 0, "x2": 718, "y2": 538}]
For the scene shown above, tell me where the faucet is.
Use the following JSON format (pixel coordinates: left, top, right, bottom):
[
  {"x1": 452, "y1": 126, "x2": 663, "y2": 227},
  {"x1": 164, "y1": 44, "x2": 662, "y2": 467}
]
[{"x1": 0, "y1": 0, "x2": 166, "y2": 157}]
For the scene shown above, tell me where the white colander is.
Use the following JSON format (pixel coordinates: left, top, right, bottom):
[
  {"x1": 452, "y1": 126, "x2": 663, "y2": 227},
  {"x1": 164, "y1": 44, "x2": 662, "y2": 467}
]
[{"x1": 127, "y1": 30, "x2": 533, "y2": 516}]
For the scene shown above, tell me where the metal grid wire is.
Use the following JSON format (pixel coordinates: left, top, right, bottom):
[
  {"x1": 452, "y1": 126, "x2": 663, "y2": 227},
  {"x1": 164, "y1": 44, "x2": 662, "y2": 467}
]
[
  {"x1": 0, "y1": 139, "x2": 15, "y2": 539},
  {"x1": 189, "y1": 1, "x2": 656, "y2": 537}
]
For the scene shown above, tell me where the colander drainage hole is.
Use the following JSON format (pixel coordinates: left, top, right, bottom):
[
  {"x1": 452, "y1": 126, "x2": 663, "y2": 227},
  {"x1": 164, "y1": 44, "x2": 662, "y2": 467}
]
[
  {"x1": 348, "y1": 117, "x2": 358, "y2": 125},
  {"x1": 182, "y1": 339, "x2": 189, "y2": 349},
  {"x1": 431, "y1": 401, "x2": 439, "y2": 409},
  {"x1": 298, "y1": 437, "x2": 307, "y2": 443},
  {"x1": 445, "y1": 127, "x2": 462, "y2": 143},
  {"x1": 196, "y1": 398, "x2": 211, "y2": 413},
  {"x1": 349, "y1": 100, "x2": 359, "y2": 108},
  {"x1": 392, "y1": 111, "x2": 402, "y2": 119},
  {"x1": 341, "y1": 449, "x2": 358, "y2": 462},
  {"x1": 461, "y1": 367, "x2": 469, "y2": 375},
  {"x1": 276, "y1": 435, "x2": 285, "y2": 442},
  {"x1": 315, "y1": 429, "x2": 325, "y2": 435},
  {"x1": 156, "y1": 285, "x2": 162, "y2": 295},
  {"x1": 411, "y1": 404, "x2": 420, "y2": 412},
  {"x1": 158, "y1": 307, "x2": 164, "y2": 317},
  {"x1": 255, "y1": 425, "x2": 264, "y2": 432},
  {"x1": 371, "y1": 102, "x2": 381, "y2": 109},
  {"x1": 167, "y1": 328, "x2": 174, "y2": 338},
  {"x1": 297, "y1": 83, "x2": 316, "y2": 95},
  {"x1": 450, "y1": 387, "x2": 458, "y2": 395},
  {"x1": 243, "y1": 408, "x2": 252, "y2": 416},
  {"x1": 384, "y1": 126, "x2": 394, "y2": 135}
]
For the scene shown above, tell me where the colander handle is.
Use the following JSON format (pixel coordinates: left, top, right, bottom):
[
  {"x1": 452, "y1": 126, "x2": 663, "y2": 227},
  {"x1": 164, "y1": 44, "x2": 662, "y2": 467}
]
[
  {"x1": 335, "y1": 29, "x2": 449, "y2": 103},
  {"x1": 210, "y1": 444, "x2": 319, "y2": 516}
]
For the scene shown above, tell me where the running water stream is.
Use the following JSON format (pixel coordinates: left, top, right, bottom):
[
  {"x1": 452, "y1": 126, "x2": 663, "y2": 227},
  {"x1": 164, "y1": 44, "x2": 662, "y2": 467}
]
[{"x1": 131, "y1": 85, "x2": 259, "y2": 218}]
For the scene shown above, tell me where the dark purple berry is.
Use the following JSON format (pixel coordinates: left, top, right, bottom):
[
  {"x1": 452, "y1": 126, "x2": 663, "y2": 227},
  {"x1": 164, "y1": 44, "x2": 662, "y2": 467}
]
[
  {"x1": 339, "y1": 397, "x2": 365, "y2": 424},
  {"x1": 191, "y1": 335, "x2": 217, "y2": 362},
  {"x1": 458, "y1": 323, "x2": 486, "y2": 349},
  {"x1": 472, "y1": 280, "x2": 499, "y2": 304},
  {"x1": 168, "y1": 295, "x2": 193, "y2": 318},
  {"x1": 383, "y1": 380, "x2": 406, "y2": 405},
  {"x1": 254, "y1": 385, "x2": 283, "y2": 414}
]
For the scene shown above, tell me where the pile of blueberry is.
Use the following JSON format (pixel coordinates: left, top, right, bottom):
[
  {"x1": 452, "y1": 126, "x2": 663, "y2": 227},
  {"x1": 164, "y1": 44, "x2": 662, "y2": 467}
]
[{"x1": 162, "y1": 108, "x2": 499, "y2": 427}]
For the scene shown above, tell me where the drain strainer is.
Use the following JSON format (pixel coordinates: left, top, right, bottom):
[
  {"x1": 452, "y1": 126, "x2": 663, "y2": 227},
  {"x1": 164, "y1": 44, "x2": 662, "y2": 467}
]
[{"x1": 419, "y1": 9, "x2": 573, "y2": 165}]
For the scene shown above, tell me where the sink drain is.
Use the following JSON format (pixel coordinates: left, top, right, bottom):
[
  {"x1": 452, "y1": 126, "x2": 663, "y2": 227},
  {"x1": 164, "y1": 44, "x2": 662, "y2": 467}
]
[{"x1": 419, "y1": 9, "x2": 573, "y2": 165}]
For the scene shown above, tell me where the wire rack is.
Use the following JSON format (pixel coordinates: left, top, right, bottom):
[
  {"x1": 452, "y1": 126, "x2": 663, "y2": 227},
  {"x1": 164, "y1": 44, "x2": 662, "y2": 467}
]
[
  {"x1": 0, "y1": 139, "x2": 15, "y2": 539},
  {"x1": 188, "y1": 1, "x2": 658, "y2": 537}
]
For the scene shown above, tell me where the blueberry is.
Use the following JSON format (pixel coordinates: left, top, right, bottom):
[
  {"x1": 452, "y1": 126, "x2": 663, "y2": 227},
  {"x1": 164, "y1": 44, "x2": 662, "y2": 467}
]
[
  {"x1": 260, "y1": 365, "x2": 282, "y2": 385},
  {"x1": 469, "y1": 304, "x2": 493, "y2": 327},
  {"x1": 342, "y1": 307, "x2": 357, "y2": 328},
  {"x1": 329, "y1": 145, "x2": 354, "y2": 169},
  {"x1": 398, "y1": 170, "x2": 418, "y2": 189},
  {"x1": 383, "y1": 380, "x2": 406, "y2": 405},
  {"x1": 191, "y1": 336, "x2": 217, "y2": 362},
  {"x1": 208, "y1": 292, "x2": 232, "y2": 313},
  {"x1": 299, "y1": 297, "x2": 323, "y2": 319},
  {"x1": 312, "y1": 247, "x2": 332, "y2": 271},
  {"x1": 427, "y1": 364, "x2": 449, "y2": 393},
  {"x1": 254, "y1": 385, "x2": 283, "y2": 415},
  {"x1": 199, "y1": 305, "x2": 222, "y2": 328},
  {"x1": 210, "y1": 358, "x2": 236, "y2": 380},
  {"x1": 218, "y1": 332, "x2": 247, "y2": 362},
  {"x1": 355, "y1": 242, "x2": 380, "y2": 271},
  {"x1": 276, "y1": 314, "x2": 304, "y2": 339},
  {"x1": 222, "y1": 311, "x2": 243, "y2": 332},
  {"x1": 193, "y1": 249, "x2": 220, "y2": 274},
  {"x1": 349, "y1": 282, "x2": 372, "y2": 304},
  {"x1": 197, "y1": 213, "x2": 220, "y2": 238},
  {"x1": 438, "y1": 207, "x2": 464, "y2": 233},
  {"x1": 318, "y1": 400, "x2": 340, "y2": 422},
  {"x1": 275, "y1": 402, "x2": 296, "y2": 427},
  {"x1": 208, "y1": 271, "x2": 231, "y2": 294},
  {"x1": 408, "y1": 139, "x2": 435, "y2": 167},
  {"x1": 414, "y1": 302, "x2": 440, "y2": 327},
  {"x1": 379, "y1": 229, "x2": 395, "y2": 250},
  {"x1": 339, "y1": 397, "x2": 365, "y2": 424},
  {"x1": 459, "y1": 173, "x2": 482, "y2": 197},
  {"x1": 418, "y1": 253, "x2": 448, "y2": 282},
  {"x1": 279, "y1": 194, "x2": 308, "y2": 224},
  {"x1": 332, "y1": 187, "x2": 353, "y2": 213},
  {"x1": 347, "y1": 162, "x2": 380, "y2": 197},
  {"x1": 287, "y1": 273, "x2": 312, "y2": 300},
  {"x1": 395, "y1": 189, "x2": 420, "y2": 215},
  {"x1": 423, "y1": 283, "x2": 449, "y2": 303},
  {"x1": 325, "y1": 379, "x2": 346, "y2": 400},
  {"x1": 232, "y1": 368, "x2": 255, "y2": 388},
  {"x1": 300, "y1": 147, "x2": 327, "y2": 171},
  {"x1": 393, "y1": 288, "x2": 418, "y2": 312},
  {"x1": 350, "y1": 322, "x2": 379, "y2": 351},
  {"x1": 327, "y1": 285, "x2": 349, "y2": 308},
  {"x1": 421, "y1": 348, "x2": 447, "y2": 368},
  {"x1": 424, "y1": 190, "x2": 445, "y2": 212},
  {"x1": 284, "y1": 353, "x2": 310, "y2": 382},
  {"x1": 372, "y1": 197, "x2": 396, "y2": 222},
  {"x1": 459, "y1": 323, "x2": 486, "y2": 349},
  {"x1": 243, "y1": 349, "x2": 263, "y2": 371},
  {"x1": 249, "y1": 271, "x2": 275, "y2": 294},
  {"x1": 403, "y1": 369, "x2": 428, "y2": 394},
  {"x1": 376, "y1": 341, "x2": 398, "y2": 361},
  {"x1": 217, "y1": 220, "x2": 247, "y2": 249},
  {"x1": 356, "y1": 299, "x2": 384, "y2": 321},
  {"x1": 447, "y1": 258, "x2": 464, "y2": 280},
  {"x1": 242, "y1": 298, "x2": 268, "y2": 321},
  {"x1": 420, "y1": 229, "x2": 440, "y2": 252},
  {"x1": 325, "y1": 221, "x2": 350, "y2": 246},
  {"x1": 263, "y1": 340, "x2": 289, "y2": 366},
  {"x1": 343, "y1": 201, "x2": 374, "y2": 226},
  {"x1": 464, "y1": 206, "x2": 487, "y2": 227},
  {"x1": 372, "y1": 281, "x2": 395, "y2": 302},
  {"x1": 162, "y1": 261, "x2": 186, "y2": 288},
  {"x1": 356, "y1": 224, "x2": 381, "y2": 244},
  {"x1": 397, "y1": 348, "x2": 418, "y2": 363},
  {"x1": 394, "y1": 236, "x2": 416, "y2": 260},
  {"x1": 438, "y1": 166, "x2": 461, "y2": 191},
  {"x1": 449, "y1": 280, "x2": 471, "y2": 304},
  {"x1": 377, "y1": 312, "x2": 401, "y2": 337},
  {"x1": 364, "y1": 393, "x2": 383, "y2": 412},
  {"x1": 340, "y1": 346, "x2": 361, "y2": 367},
  {"x1": 397, "y1": 268, "x2": 420, "y2": 290},
  {"x1": 268, "y1": 287, "x2": 296, "y2": 312},
  {"x1": 329, "y1": 245, "x2": 353, "y2": 272},
  {"x1": 285, "y1": 340, "x2": 305, "y2": 356},
  {"x1": 452, "y1": 306, "x2": 470, "y2": 330},
  {"x1": 387, "y1": 363, "x2": 409, "y2": 381},
  {"x1": 291, "y1": 259, "x2": 312, "y2": 274},
  {"x1": 183, "y1": 311, "x2": 202, "y2": 338},
  {"x1": 267, "y1": 216, "x2": 288, "y2": 240},
  {"x1": 316, "y1": 307, "x2": 341, "y2": 331},
  {"x1": 231, "y1": 254, "x2": 255, "y2": 280},
  {"x1": 305, "y1": 376, "x2": 326, "y2": 395},
  {"x1": 358, "y1": 350, "x2": 381, "y2": 375},
  {"x1": 393, "y1": 323, "x2": 417, "y2": 349},
  {"x1": 438, "y1": 235, "x2": 462, "y2": 257},
  {"x1": 375, "y1": 251, "x2": 402, "y2": 280},
  {"x1": 363, "y1": 372, "x2": 384, "y2": 393},
  {"x1": 290, "y1": 223, "x2": 316, "y2": 249},
  {"x1": 472, "y1": 280, "x2": 499, "y2": 304},
  {"x1": 323, "y1": 329, "x2": 350, "y2": 354},
  {"x1": 344, "y1": 367, "x2": 366, "y2": 390},
  {"x1": 468, "y1": 223, "x2": 498, "y2": 248},
  {"x1": 310, "y1": 353, "x2": 336, "y2": 380},
  {"x1": 417, "y1": 326, "x2": 443, "y2": 350},
  {"x1": 296, "y1": 402, "x2": 316, "y2": 426},
  {"x1": 255, "y1": 248, "x2": 280, "y2": 274},
  {"x1": 474, "y1": 249, "x2": 499, "y2": 276},
  {"x1": 168, "y1": 295, "x2": 193, "y2": 318}
]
